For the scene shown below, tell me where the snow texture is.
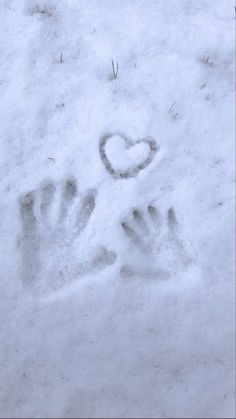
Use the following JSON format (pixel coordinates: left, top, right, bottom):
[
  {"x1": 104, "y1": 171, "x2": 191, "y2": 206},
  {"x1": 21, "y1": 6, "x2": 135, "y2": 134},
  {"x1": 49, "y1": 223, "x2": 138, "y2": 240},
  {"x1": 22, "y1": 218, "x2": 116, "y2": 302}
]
[{"x1": 0, "y1": 0, "x2": 235, "y2": 417}]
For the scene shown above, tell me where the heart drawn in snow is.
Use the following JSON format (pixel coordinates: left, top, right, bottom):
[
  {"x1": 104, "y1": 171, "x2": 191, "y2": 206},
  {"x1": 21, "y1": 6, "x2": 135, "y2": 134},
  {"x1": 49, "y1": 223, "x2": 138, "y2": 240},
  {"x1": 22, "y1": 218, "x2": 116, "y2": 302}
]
[{"x1": 99, "y1": 133, "x2": 158, "y2": 179}]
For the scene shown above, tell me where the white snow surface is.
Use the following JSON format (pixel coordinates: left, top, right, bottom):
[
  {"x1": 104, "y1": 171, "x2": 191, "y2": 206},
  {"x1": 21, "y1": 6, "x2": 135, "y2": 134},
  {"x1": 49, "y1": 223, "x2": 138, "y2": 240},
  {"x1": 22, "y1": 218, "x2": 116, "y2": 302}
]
[
  {"x1": 0, "y1": 0, "x2": 235, "y2": 417},
  {"x1": 104, "y1": 135, "x2": 151, "y2": 173}
]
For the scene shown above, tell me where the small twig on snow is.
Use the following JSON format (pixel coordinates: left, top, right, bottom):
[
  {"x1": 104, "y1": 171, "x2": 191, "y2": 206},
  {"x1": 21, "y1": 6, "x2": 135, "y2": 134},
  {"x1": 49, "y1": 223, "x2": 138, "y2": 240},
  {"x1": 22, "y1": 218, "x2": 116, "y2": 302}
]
[
  {"x1": 168, "y1": 101, "x2": 176, "y2": 113},
  {"x1": 44, "y1": 2, "x2": 52, "y2": 17},
  {"x1": 111, "y1": 59, "x2": 119, "y2": 79}
]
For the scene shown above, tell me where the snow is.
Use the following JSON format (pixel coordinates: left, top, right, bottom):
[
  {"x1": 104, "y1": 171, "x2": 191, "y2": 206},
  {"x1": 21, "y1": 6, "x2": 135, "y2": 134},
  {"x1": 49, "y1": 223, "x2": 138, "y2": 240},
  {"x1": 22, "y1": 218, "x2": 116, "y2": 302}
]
[
  {"x1": 103, "y1": 135, "x2": 152, "y2": 173},
  {"x1": 0, "y1": 0, "x2": 235, "y2": 417}
]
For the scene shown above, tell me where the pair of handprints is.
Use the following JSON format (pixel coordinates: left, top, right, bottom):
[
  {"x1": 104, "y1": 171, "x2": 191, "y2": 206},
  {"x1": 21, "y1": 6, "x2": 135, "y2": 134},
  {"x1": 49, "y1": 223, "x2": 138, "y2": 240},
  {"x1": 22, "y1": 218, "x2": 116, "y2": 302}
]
[{"x1": 18, "y1": 134, "x2": 194, "y2": 295}]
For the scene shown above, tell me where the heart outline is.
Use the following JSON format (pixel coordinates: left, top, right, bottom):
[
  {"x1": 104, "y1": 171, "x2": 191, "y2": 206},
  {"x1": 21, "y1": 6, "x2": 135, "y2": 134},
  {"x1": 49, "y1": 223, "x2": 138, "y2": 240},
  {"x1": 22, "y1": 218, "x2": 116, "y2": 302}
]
[{"x1": 99, "y1": 132, "x2": 158, "y2": 179}]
